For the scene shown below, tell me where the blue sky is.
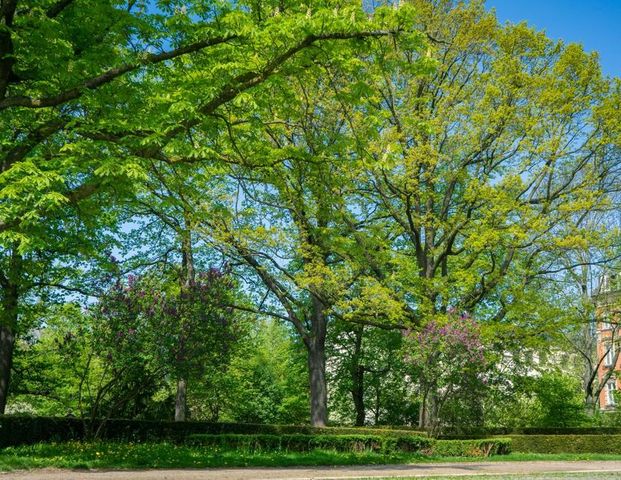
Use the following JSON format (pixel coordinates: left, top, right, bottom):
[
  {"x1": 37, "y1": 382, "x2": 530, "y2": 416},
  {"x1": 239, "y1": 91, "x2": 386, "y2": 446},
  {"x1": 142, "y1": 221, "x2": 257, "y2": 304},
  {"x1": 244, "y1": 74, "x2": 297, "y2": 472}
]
[{"x1": 487, "y1": 0, "x2": 621, "y2": 77}]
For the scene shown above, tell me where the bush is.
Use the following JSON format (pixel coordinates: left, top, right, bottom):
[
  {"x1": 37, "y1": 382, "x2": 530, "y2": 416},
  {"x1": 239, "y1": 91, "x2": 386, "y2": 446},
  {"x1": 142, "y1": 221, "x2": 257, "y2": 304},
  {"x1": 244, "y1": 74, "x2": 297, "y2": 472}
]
[
  {"x1": 187, "y1": 433, "x2": 509, "y2": 457},
  {"x1": 0, "y1": 415, "x2": 425, "y2": 448},
  {"x1": 508, "y1": 434, "x2": 621, "y2": 454},
  {"x1": 0, "y1": 416, "x2": 85, "y2": 448},
  {"x1": 187, "y1": 433, "x2": 432, "y2": 453},
  {"x1": 431, "y1": 438, "x2": 511, "y2": 457},
  {"x1": 441, "y1": 426, "x2": 621, "y2": 438},
  {"x1": 527, "y1": 373, "x2": 587, "y2": 428},
  {"x1": 517, "y1": 427, "x2": 621, "y2": 435}
]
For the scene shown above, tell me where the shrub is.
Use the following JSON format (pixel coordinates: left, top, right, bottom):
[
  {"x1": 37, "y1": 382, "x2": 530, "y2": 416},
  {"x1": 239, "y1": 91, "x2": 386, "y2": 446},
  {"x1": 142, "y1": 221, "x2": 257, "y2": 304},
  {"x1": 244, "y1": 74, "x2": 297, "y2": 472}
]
[
  {"x1": 187, "y1": 433, "x2": 509, "y2": 457},
  {"x1": 0, "y1": 415, "x2": 425, "y2": 448},
  {"x1": 186, "y1": 433, "x2": 426, "y2": 453},
  {"x1": 431, "y1": 438, "x2": 511, "y2": 457},
  {"x1": 0, "y1": 416, "x2": 85, "y2": 448},
  {"x1": 508, "y1": 434, "x2": 621, "y2": 454},
  {"x1": 526, "y1": 373, "x2": 587, "y2": 428}
]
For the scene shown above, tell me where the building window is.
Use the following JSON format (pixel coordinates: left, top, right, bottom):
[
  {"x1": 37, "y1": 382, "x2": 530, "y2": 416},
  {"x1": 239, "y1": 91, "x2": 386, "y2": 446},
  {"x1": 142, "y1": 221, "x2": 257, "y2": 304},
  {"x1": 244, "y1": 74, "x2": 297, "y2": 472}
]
[
  {"x1": 601, "y1": 314, "x2": 614, "y2": 331},
  {"x1": 607, "y1": 381, "x2": 617, "y2": 406},
  {"x1": 605, "y1": 344, "x2": 616, "y2": 367}
]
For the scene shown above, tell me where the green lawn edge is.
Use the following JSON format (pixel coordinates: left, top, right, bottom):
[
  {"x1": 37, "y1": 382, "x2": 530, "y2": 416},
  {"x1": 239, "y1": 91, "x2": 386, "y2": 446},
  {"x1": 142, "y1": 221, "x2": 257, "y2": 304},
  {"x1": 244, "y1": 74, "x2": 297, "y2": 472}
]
[{"x1": 3, "y1": 442, "x2": 621, "y2": 472}]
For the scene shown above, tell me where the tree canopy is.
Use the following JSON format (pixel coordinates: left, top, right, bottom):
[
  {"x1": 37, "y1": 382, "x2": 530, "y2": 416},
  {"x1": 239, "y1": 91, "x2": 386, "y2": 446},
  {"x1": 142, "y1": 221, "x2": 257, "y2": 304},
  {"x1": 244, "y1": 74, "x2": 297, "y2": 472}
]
[{"x1": 3, "y1": 0, "x2": 620, "y2": 429}]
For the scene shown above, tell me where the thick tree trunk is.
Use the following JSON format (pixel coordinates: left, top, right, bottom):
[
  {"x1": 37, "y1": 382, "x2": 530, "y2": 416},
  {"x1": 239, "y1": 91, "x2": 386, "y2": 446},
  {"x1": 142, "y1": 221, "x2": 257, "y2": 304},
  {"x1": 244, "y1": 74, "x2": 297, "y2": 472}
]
[
  {"x1": 351, "y1": 327, "x2": 365, "y2": 426},
  {"x1": 0, "y1": 324, "x2": 15, "y2": 414},
  {"x1": 352, "y1": 365, "x2": 365, "y2": 426},
  {"x1": 308, "y1": 342, "x2": 328, "y2": 427},
  {"x1": 174, "y1": 377, "x2": 187, "y2": 422},
  {"x1": 0, "y1": 280, "x2": 18, "y2": 414},
  {"x1": 308, "y1": 295, "x2": 328, "y2": 427}
]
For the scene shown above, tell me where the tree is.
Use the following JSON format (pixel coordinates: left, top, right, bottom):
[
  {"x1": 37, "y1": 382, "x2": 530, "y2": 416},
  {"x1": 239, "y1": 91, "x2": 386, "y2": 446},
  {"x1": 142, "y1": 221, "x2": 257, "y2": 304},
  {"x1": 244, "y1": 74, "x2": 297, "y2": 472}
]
[
  {"x1": 327, "y1": 322, "x2": 414, "y2": 426},
  {"x1": 349, "y1": 0, "x2": 621, "y2": 348},
  {"x1": 189, "y1": 20, "x2": 424, "y2": 425},
  {"x1": 222, "y1": 319, "x2": 309, "y2": 424},
  {"x1": 0, "y1": 0, "x2": 409, "y2": 413},
  {"x1": 10, "y1": 266, "x2": 240, "y2": 426}
]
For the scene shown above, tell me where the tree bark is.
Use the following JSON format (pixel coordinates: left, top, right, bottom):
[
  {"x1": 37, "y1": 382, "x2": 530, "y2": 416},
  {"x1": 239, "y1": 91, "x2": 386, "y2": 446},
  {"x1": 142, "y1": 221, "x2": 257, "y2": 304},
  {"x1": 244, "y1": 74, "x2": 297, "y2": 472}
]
[
  {"x1": 418, "y1": 390, "x2": 428, "y2": 430},
  {"x1": 308, "y1": 343, "x2": 327, "y2": 427},
  {"x1": 351, "y1": 327, "x2": 365, "y2": 426},
  {"x1": 174, "y1": 217, "x2": 195, "y2": 422},
  {"x1": 0, "y1": 324, "x2": 15, "y2": 414},
  {"x1": 308, "y1": 295, "x2": 328, "y2": 427},
  {"x1": 0, "y1": 246, "x2": 19, "y2": 415},
  {"x1": 174, "y1": 377, "x2": 187, "y2": 422},
  {"x1": 0, "y1": 282, "x2": 18, "y2": 414}
]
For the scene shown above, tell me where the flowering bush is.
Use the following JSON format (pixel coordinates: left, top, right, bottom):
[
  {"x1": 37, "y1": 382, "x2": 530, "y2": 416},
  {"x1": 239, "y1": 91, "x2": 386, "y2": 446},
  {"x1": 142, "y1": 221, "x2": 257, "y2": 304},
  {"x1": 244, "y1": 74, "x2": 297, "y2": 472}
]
[
  {"x1": 59, "y1": 267, "x2": 240, "y2": 423},
  {"x1": 404, "y1": 310, "x2": 487, "y2": 433}
]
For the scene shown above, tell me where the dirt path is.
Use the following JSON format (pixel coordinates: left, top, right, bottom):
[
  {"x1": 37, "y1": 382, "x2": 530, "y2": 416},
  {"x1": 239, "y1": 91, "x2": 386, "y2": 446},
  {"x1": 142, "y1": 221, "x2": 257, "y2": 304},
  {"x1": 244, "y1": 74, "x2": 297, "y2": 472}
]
[{"x1": 2, "y1": 461, "x2": 621, "y2": 480}]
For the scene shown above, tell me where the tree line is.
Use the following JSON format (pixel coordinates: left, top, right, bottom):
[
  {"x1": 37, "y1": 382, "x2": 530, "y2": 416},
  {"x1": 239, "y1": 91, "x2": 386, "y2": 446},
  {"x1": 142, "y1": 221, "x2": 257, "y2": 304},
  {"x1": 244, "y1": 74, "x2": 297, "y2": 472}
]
[{"x1": 1, "y1": 0, "x2": 620, "y2": 428}]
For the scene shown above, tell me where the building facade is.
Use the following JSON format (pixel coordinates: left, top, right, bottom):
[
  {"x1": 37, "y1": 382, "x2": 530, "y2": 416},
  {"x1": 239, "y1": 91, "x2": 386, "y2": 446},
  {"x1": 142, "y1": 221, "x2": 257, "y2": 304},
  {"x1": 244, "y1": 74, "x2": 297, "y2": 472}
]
[{"x1": 594, "y1": 274, "x2": 621, "y2": 409}]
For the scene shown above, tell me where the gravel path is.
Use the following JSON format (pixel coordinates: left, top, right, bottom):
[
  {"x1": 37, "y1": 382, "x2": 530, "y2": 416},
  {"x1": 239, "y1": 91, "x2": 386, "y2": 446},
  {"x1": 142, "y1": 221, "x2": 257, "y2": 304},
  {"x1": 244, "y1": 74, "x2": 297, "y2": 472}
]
[{"x1": 2, "y1": 461, "x2": 621, "y2": 480}]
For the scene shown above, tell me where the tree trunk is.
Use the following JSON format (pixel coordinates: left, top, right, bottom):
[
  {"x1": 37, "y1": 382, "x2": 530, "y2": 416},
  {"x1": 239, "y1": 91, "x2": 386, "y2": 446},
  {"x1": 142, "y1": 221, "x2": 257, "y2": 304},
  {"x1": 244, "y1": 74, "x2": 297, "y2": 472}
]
[
  {"x1": 418, "y1": 390, "x2": 428, "y2": 430},
  {"x1": 351, "y1": 327, "x2": 365, "y2": 426},
  {"x1": 308, "y1": 295, "x2": 328, "y2": 427},
  {"x1": 308, "y1": 343, "x2": 327, "y2": 426},
  {"x1": 0, "y1": 263, "x2": 19, "y2": 414},
  {"x1": 174, "y1": 377, "x2": 187, "y2": 422},
  {"x1": 0, "y1": 324, "x2": 15, "y2": 414},
  {"x1": 175, "y1": 218, "x2": 195, "y2": 422},
  {"x1": 352, "y1": 366, "x2": 365, "y2": 426}
]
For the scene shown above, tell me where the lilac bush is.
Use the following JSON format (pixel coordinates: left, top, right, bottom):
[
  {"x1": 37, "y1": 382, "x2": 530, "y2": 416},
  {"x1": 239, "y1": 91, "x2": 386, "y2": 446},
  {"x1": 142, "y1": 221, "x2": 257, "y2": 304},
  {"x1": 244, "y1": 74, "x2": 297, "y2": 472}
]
[{"x1": 404, "y1": 309, "x2": 487, "y2": 433}]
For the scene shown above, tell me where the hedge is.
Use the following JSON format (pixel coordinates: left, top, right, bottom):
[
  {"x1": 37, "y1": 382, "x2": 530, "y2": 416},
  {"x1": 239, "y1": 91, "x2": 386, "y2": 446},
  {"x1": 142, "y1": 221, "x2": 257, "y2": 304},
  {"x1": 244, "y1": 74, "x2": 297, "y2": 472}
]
[
  {"x1": 432, "y1": 438, "x2": 512, "y2": 457},
  {"x1": 187, "y1": 433, "x2": 510, "y2": 457},
  {"x1": 0, "y1": 416, "x2": 424, "y2": 448},
  {"x1": 507, "y1": 434, "x2": 621, "y2": 454},
  {"x1": 440, "y1": 427, "x2": 621, "y2": 439},
  {"x1": 187, "y1": 433, "x2": 431, "y2": 453}
]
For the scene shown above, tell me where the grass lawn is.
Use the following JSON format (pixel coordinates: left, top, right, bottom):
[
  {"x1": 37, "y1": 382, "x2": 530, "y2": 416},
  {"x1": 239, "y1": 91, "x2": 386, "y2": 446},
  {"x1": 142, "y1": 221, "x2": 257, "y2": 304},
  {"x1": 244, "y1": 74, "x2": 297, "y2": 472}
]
[
  {"x1": 3, "y1": 442, "x2": 621, "y2": 472},
  {"x1": 369, "y1": 475, "x2": 621, "y2": 480}
]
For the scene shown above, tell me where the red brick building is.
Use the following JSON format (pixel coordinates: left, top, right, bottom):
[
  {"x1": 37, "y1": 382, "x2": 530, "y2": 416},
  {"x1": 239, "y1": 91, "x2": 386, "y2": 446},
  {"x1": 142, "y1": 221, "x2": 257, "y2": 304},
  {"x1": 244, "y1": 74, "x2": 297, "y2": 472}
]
[{"x1": 594, "y1": 274, "x2": 621, "y2": 409}]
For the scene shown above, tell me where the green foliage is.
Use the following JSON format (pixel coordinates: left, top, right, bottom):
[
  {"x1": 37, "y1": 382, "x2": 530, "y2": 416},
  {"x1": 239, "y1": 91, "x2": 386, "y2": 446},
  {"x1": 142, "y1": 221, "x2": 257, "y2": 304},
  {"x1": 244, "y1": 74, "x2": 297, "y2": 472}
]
[
  {"x1": 186, "y1": 433, "x2": 432, "y2": 453},
  {"x1": 187, "y1": 433, "x2": 508, "y2": 457},
  {"x1": 3, "y1": 0, "x2": 621, "y2": 430},
  {"x1": 0, "y1": 414, "x2": 429, "y2": 448},
  {"x1": 508, "y1": 435, "x2": 621, "y2": 454},
  {"x1": 9, "y1": 268, "x2": 243, "y2": 421},
  {"x1": 217, "y1": 320, "x2": 308, "y2": 424},
  {"x1": 431, "y1": 438, "x2": 512, "y2": 457},
  {"x1": 527, "y1": 373, "x2": 588, "y2": 428},
  {"x1": 327, "y1": 324, "x2": 417, "y2": 426}
]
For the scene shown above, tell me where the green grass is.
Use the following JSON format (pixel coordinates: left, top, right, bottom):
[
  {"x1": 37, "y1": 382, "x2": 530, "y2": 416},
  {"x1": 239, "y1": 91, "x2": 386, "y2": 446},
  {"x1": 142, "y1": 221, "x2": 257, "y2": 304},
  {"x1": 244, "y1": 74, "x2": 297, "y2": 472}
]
[
  {"x1": 368, "y1": 475, "x2": 621, "y2": 480},
  {"x1": 2, "y1": 442, "x2": 621, "y2": 472}
]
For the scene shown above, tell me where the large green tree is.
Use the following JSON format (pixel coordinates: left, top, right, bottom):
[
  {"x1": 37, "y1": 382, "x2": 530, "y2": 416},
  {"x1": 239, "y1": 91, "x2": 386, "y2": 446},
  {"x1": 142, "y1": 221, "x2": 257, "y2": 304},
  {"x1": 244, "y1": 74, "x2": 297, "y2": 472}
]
[
  {"x1": 0, "y1": 0, "x2": 405, "y2": 414},
  {"x1": 351, "y1": 0, "x2": 621, "y2": 427}
]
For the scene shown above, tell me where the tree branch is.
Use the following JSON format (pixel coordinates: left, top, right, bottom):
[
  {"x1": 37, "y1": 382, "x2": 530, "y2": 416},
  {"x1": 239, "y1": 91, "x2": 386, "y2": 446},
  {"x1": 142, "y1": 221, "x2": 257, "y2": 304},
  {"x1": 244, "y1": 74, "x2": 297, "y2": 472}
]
[
  {"x1": 0, "y1": 34, "x2": 238, "y2": 110},
  {"x1": 46, "y1": 0, "x2": 75, "y2": 18}
]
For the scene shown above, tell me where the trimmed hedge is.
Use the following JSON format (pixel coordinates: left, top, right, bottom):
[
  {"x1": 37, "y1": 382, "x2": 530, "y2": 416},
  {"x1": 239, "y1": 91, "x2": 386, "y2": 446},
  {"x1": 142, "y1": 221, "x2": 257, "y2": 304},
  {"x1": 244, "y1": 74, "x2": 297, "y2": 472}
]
[
  {"x1": 517, "y1": 427, "x2": 621, "y2": 435},
  {"x1": 440, "y1": 427, "x2": 621, "y2": 439},
  {"x1": 0, "y1": 416, "x2": 424, "y2": 448},
  {"x1": 432, "y1": 438, "x2": 512, "y2": 457},
  {"x1": 508, "y1": 434, "x2": 621, "y2": 454},
  {"x1": 0, "y1": 416, "x2": 85, "y2": 448},
  {"x1": 187, "y1": 433, "x2": 432, "y2": 453},
  {"x1": 187, "y1": 433, "x2": 510, "y2": 457}
]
